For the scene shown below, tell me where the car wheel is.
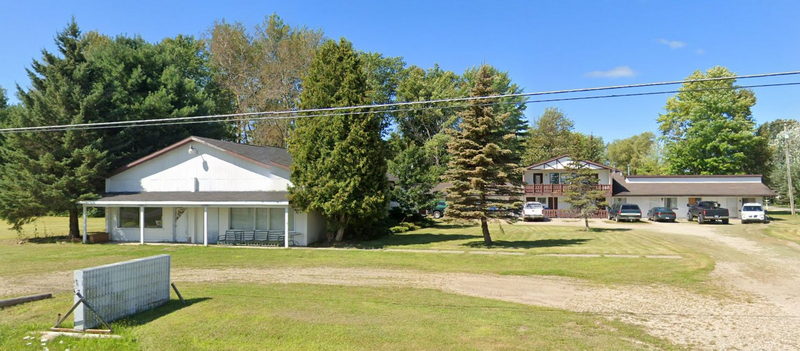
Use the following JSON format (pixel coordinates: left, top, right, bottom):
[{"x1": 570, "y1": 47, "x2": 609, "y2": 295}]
[
  {"x1": 722, "y1": 219, "x2": 729, "y2": 224},
  {"x1": 698, "y1": 215, "x2": 704, "y2": 224},
  {"x1": 613, "y1": 215, "x2": 618, "y2": 222},
  {"x1": 687, "y1": 213, "x2": 693, "y2": 222},
  {"x1": 432, "y1": 210, "x2": 442, "y2": 219}
]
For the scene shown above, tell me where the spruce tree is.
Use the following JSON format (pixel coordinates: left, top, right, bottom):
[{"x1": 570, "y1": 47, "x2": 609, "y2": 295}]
[
  {"x1": 288, "y1": 38, "x2": 388, "y2": 242},
  {"x1": 563, "y1": 159, "x2": 608, "y2": 230},
  {"x1": 0, "y1": 20, "x2": 108, "y2": 237},
  {"x1": 443, "y1": 65, "x2": 523, "y2": 246}
]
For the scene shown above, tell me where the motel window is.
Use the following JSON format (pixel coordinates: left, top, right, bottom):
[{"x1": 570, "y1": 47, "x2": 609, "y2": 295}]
[
  {"x1": 664, "y1": 197, "x2": 678, "y2": 209},
  {"x1": 549, "y1": 173, "x2": 560, "y2": 184},
  {"x1": 119, "y1": 207, "x2": 163, "y2": 228}
]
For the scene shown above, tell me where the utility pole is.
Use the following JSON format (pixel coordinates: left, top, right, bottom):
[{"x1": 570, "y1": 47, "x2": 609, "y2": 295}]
[{"x1": 784, "y1": 125, "x2": 796, "y2": 216}]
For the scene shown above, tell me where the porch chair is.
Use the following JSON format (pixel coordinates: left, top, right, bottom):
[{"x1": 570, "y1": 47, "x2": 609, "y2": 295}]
[
  {"x1": 242, "y1": 230, "x2": 256, "y2": 245},
  {"x1": 267, "y1": 230, "x2": 284, "y2": 246},
  {"x1": 254, "y1": 230, "x2": 269, "y2": 245}
]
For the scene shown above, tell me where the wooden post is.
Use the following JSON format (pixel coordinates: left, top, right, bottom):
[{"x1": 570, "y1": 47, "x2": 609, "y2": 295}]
[
  {"x1": 139, "y1": 206, "x2": 145, "y2": 245},
  {"x1": 284, "y1": 207, "x2": 289, "y2": 248},
  {"x1": 82, "y1": 205, "x2": 88, "y2": 244},
  {"x1": 203, "y1": 206, "x2": 208, "y2": 246}
]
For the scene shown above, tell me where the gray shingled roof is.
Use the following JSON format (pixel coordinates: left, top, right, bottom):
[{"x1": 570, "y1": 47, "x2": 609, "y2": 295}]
[
  {"x1": 89, "y1": 191, "x2": 288, "y2": 203},
  {"x1": 612, "y1": 174, "x2": 775, "y2": 197},
  {"x1": 194, "y1": 136, "x2": 292, "y2": 168}
]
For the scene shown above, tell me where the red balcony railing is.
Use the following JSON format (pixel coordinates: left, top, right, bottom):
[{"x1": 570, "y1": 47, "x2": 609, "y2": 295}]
[{"x1": 524, "y1": 184, "x2": 611, "y2": 195}]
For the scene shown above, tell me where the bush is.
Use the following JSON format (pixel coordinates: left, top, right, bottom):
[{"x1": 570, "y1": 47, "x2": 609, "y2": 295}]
[{"x1": 390, "y1": 225, "x2": 409, "y2": 233}]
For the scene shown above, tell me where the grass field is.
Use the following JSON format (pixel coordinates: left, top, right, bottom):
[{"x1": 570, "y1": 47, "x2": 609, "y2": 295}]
[
  {"x1": 0, "y1": 283, "x2": 676, "y2": 351},
  {"x1": 0, "y1": 216, "x2": 720, "y2": 350}
]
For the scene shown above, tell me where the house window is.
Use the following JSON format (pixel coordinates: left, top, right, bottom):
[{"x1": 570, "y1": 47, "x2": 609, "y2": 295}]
[
  {"x1": 230, "y1": 208, "x2": 254, "y2": 229},
  {"x1": 664, "y1": 197, "x2": 678, "y2": 209},
  {"x1": 742, "y1": 197, "x2": 756, "y2": 204},
  {"x1": 549, "y1": 173, "x2": 560, "y2": 184},
  {"x1": 120, "y1": 208, "x2": 139, "y2": 228},
  {"x1": 231, "y1": 208, "x2": 293, "y2": 231},
  {"x1": 119, "y1": 207, "x2": 162, "y2": 228}
]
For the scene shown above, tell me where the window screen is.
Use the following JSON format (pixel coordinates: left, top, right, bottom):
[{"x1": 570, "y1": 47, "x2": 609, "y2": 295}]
[{"x1": 230, "y1": 208, "x2": 254, "y2": 229}]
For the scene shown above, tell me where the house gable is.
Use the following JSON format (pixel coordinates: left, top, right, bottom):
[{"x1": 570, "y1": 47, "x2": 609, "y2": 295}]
[{"x1": 106, "y1": 139, "x2": 292, "y2": 193}]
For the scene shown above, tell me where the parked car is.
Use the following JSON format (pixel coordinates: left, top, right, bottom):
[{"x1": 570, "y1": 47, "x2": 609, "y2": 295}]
[
  {"x1": 646, "y1": 207, "x2": 676, "y2": 222},
  {"x1": 608, "y1": 203, "x2": 642, "y2": 222},
  {"x1": 429, "y1": 201, "x2": 447, "y2": 219},
  {"x1": 687, "y1": 201, "x2": 729, "y2": 224},
  {"x1": 740, "y1": 203, "x2": 768, "y2": 224},
  {"x1": 522, "y1": 202, "x2": 546, "y2": 221}
]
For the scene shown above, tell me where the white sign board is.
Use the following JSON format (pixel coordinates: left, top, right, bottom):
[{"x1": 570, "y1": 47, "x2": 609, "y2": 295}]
[{"x1": 74, "y1": 255, "x2": 171, "y2": 330}]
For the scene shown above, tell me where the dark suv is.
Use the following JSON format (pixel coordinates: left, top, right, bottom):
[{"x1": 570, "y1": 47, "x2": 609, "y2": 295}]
[{"x1": 608, "y1": 203, "x2": 642, "y2": 222}]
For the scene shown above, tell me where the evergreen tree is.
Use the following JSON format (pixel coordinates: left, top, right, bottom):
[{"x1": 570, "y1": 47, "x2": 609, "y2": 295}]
[
  {"x1": 288, "y1": 38, "x2": 388, "y2": 242},
  {"x1": 387, "y1": 141, "x2": 439, "y2": 220},
  {"x1": 563, "y1": 159, "x2": 608, "y2": 230},
  {"x1": 0, "y1": 20, "x2": 108, "y2": 237},
  {"x1": 443, "y1": 65, "x2": 523, "y2": 246}
]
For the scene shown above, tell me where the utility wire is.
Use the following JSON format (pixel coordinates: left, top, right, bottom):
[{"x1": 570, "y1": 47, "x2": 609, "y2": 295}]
[{"x1": 2, "y1": 72, "x2": 800, "y2": 134}]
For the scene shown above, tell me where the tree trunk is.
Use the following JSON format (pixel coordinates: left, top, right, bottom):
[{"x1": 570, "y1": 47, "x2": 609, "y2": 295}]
[
  {"x1": 584, "y1": 216, "x2": 590, "y2": 231},
  {"x1": 334, "y1": 215, "x2": 348, "y2": 242},
  {"x1": 69, "y1": 209, "x2": 80, "y2": 239},
  {"x1": 480, "y1": 217, "x2": 492, "y2": 246}
]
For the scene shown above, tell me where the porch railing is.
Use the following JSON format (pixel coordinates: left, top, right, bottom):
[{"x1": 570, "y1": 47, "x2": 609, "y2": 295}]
[
  {"x1": 524, "y1": 184, "x2": 611, "y2": 195},
  {"x1": 543, "y1": 209, "x2": 608, "y2": 219}
]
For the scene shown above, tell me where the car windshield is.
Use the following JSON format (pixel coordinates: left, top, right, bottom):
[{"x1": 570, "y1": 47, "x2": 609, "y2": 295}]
[
  {"x1": 743, "y1": 206, "x2": 762, "y2": 211},
  {"x1": 525, "y1": 203, "x2": 543, "y2": 209},
  {"x1": 654, "y1": 207, "x2": 671, "y2": 212}
]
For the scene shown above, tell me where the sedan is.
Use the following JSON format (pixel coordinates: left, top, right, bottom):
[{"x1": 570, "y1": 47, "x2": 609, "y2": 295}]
[{"x1": 647, "y1": 207, "x2": 676, "y2": 222}]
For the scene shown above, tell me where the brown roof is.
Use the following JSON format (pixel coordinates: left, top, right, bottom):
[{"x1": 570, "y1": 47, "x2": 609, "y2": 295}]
[
  {"x1": 612, "y1": 174, "x2": 776, "y2": 197},
  {"x1": 111, "y1": 136, "x2": 291, "y2": 176},
  {"x1": 88, "y1": 191, "x2": 289, "y2": 203}
]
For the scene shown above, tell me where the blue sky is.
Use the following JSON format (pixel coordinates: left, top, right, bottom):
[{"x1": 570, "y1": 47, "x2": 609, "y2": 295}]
[{"x1": 1, "y1": 0, "x2": 798, "y2": 141}]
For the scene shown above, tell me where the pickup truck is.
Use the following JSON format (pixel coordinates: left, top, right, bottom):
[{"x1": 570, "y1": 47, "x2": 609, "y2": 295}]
[{"x1": 687, "y1": 201, "x2": 729, "y2": 224}]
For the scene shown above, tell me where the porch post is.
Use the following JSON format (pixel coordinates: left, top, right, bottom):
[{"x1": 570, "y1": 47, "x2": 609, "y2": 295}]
[
  {"x1": 139, "y1": 206, "x2": 145, "y2": 245},
  {"x1": 82, "y1": 205, "x2": 88, "y2": 244},
  {"x1": 203, "y1": 206, "x2": 208, "y2": 247},
  {"x1": 284, "y1": 207, "x2": 289, "y2": 248}
]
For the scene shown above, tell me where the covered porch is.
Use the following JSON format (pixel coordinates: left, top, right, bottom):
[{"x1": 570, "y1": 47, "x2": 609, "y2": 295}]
[{"x1": 78, "y1": 191, "x2": 319, "y2": 247}]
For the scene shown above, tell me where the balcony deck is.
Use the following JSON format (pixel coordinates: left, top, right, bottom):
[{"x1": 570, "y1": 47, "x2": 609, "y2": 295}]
[{"x1": 524, "y1": 184, "x2": 611, "y2": 195}]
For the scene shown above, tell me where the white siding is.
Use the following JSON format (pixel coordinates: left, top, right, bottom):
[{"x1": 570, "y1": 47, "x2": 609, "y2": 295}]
[{"x1": 106, "y1": 141, "x2": 291, "y2": 193}]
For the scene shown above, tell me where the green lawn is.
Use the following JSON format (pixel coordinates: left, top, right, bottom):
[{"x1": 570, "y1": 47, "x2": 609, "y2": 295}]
[
  {"x1": 0, "y1": 283, "x2": 677, "y2": 351},
  {"x1": 762, "y1": 211, "x2": 800, "y2": 244},
  {"x1": 0, "y1": 218, "x2": 712, "y2": 287}
]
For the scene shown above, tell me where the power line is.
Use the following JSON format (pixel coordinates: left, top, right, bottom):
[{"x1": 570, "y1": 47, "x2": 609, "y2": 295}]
[{"x1": 2, "y1": 71, "x2": 800, "y2": 134}]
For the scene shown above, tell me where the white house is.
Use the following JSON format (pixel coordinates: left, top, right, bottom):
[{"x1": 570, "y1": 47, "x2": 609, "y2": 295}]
[
  {"x1": 78, "y1": 136, "x2": 325, "y2": 246},
  {"x1": 522, "y1": 155, "x2": 775, "y2": 218}
]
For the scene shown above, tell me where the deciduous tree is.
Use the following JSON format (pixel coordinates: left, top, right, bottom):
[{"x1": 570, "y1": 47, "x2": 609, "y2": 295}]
[
  {"x1": 607, "y1": 132, "x2": 665, "y2": 175},
  {"x1": 288, "y1": 38, "x2": 388, "y2": 242},
  {"x1": 658, "y1": 66, "x2": 769, "y2": 175},
  {"x1": 443, "y1": 65, "x2": 523, "y2": 246}
]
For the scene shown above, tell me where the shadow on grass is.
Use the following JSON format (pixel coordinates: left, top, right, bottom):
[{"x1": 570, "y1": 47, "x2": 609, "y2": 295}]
[
  {"x1": 462, "y1": 238, "x2": 591, "y2": 249},
  {"x1": 25, "y1": 235, "x2": 78, "y2": 244},
  {"x1": 116, "y1": 297, "x2": 210, "y2": 327},
  {"x1": 589, "y1": 227, "x2": 632, "y2": 232},
  {"x1": 358, "y1": 233, "x2": 478, "y2": 248}
]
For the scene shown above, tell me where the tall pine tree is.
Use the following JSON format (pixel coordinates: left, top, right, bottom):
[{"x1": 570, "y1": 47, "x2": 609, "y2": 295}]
[
  {"x1": 443, "y1": 65, "x2": 523, "y2": 246},
  {"x1": 0, "y1": 20, "x2": 108, "y2": 237},
  {"x1": 288, "y1": 38, "x2": 388, "y2": 242},
  {"x1": 563, "y1": 159, "x2": 608, "y2": 230}
]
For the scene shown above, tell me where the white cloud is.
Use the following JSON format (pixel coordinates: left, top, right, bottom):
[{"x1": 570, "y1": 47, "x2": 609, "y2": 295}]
[
  {"x1": 695, "y1": 48, "x2": 705, "y2": 55},
  {"x1": 658, "y1": 39, "x2": 687, "y2": 49},
  {"x1": 585, "y1": 66, "x2": 636, "y2": 78}
]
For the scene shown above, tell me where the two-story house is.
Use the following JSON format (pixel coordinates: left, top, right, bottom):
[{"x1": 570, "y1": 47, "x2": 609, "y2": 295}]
[{"x1": 522, "y1": 156, "x2": 614, "y2": 216}]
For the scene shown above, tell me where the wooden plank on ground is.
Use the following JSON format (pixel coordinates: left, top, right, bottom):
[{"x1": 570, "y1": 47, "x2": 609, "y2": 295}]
[{"x1": 0, "y1": 293, "x2": 52, "y2": 308}]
